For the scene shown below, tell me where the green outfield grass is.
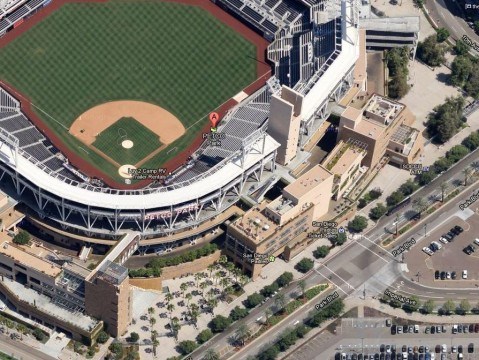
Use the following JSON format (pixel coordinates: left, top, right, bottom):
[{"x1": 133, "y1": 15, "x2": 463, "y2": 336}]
[
  {"x1": 92, "y1": 117, "x2": 162, "y2": 165},
  {"x1": 0, "y1": 0, "x2": 257, "y2": 182}
]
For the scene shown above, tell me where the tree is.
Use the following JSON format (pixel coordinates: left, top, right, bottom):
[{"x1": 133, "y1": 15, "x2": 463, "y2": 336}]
[
  {"x1": 129, "y1": 332, "x2": 139, "y2": 343},
  {"x1": 403, "y1": 295, "x2": 420, "y2": 313},
  {"x1": 203, "y1": 348, "x2": 220, "y2": 360},
  {"x1": 427, "y1": 96, "x2": 466, "y2": 143},
  {"x1": 171, "y1": 317, "x2": 181, "y2": 341},
  {"x1": 436, "y1": 27, "x2": 450, "y2": 42},
  {"x1": 369, "y1": 203, "x2": 387, "y2": 220},
  {"x1": 276, "y1": 272, "x2": 294, "y2": 287},
  {"x1": 331, "y1": 232, "x2": 347, "y2": 246},
  {"x1": 439, "y1": 181, "x2": 449, "y2": 202},
  {"x1": 229, "y1": 306, "x2": 249, "y2": 321},
  {"x1": 244, "y1": 293, "x2": 264, "y2": 309},
  {"x1": 450, "y1": 55, "x2": 474, "y2": 87},
  {"x1": 294, "y1": 258, "x2": 314, "y2": 273},
  {"x1": 109, "y1": 342, "x2": 123, "y2": 357},
  {"x1": 433, "y1": 157, "x2": 452, "y2": 173},
  {"x1": 423, "y1": 299, "x2": 435, "y2": 314},
  {"x1": 462, "y1": 131, "x2": 479, "y2": 151},
  {"x1": 446, "y1": 144, "x2": 469, "y2": 163},
  {"x1": 348, "y1": 215, "x2": 368, "y2": 232},
  {"x1": 459, "y1": 299, "x2": 471, "y2": 314},
  {"x1": 235, "y1": 323, "x2": 250, "y2": 347},
  {"x1": 297, "y1": 280, "x2": 306, "y2": 299},
  {"x1": 454, "y1": 39, "x2": 469, "y2": 56},
  {"x1": 463, "y1": 166, "x2": 473, "y2": 186},
  {"x1": 208, "y1": 315, "x2": 232, "y2": 333},
  {"x1": 417, "y1": 35, "x2": 447, "y2": 67},
  {"x1": 312, "y1": 245, "x2": 330, "y2": 259},
  {"x1": 180, "y1": 283, "x2": 188, "y2": 297},
  {"x1": 165, "y1": 292, "x2": 173, "y2": 303},
  {"x1": 185, "y1": 292, "x2": 192, "y2": 307},
  {"x1": 33, "y1": 328, "x2": 45, "y2": 341},
  {"x1": 177, "y1": 340, "x2": 197, "y2": 355},
  {"x1": 412, "y1": 197, "x2": 428, "y2": 218},
  {"x1": 442, "y1": 300, "x2": 456, "y2": 315},
  {"x1": 166, "y1": 303, "x2": 175, "y2": 319},
  {"x1": 464, "y1": 65, "x2": 479, "y2": 99},
  {"x1": 274, "y1": 293, "x2": 286, "y2": 313},
  {"x1": 388, "y1": 69, "x2": 409, "y2": 99},
  {"x1": 207, "y1": 264, "x2": 215, "y2": 278},
  {"x1": 385, "y1": 47, "x2": 409, "y2": 77},
  {"x1": 258, "y1": 345, "x2": 280, "y2": 360},
  {"x1": 416, "y1": 170, "x2": 436, "y2": 186},
  {"x1": 399, "y1": 180, "x2": 419, "y2": 196},
  {"x1": 13, "y1": 230, "x2": 30, "y2": 245},
  {"x1": 96, "y1": 330, "x2": 109, "y2": 344},
  {"x1": 386, "y1": 190, "x2": 405, "y2": 207},
  {"x1": 196, "y1": 329, "x2": 213, "y2": 344}
]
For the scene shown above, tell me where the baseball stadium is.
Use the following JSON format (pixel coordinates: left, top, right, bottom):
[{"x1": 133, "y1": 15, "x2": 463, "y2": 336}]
[{"x1": 0, "y1": 0, "x2": 360, "y2": 252}]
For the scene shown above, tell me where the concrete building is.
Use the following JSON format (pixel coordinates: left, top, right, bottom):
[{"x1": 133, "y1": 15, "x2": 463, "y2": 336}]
[
  {"x1": 0, "y1": 232, "x2": 138, "y2": 343},
  {"x1": 225, "y1": 165, "x2": 334, "y2": 278},
  {"x1": 322, "y1": 140, "x2": 367, "y2": 200},
  {"x1": 267, "y1": 86, "x2": 304, "y2": 166},
  {"x1": 337, "y1": 94, "x2": 423, "y2": 169}
]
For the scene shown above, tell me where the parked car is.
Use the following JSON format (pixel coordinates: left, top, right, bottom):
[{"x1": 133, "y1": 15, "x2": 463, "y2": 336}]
[
  {"x1": 451, "y1": 271, "x2": 457, "y2": 280},
  {"x1": 463, "y1": 270, "x2": 468, "y2": 279},
  {"x1": 454, "y1": 225, "x2": 464, "y2": 233}
]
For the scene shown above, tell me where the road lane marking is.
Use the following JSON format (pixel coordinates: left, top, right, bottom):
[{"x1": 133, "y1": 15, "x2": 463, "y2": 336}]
[
  {"x1": 313, "y1": 269, "x2": 349, "y2": 295},
  {"x1": 354, "y1": 239, "x2": 390, "y2": 263}
]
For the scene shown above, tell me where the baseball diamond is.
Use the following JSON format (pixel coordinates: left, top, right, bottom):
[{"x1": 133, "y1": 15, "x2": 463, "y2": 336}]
[{"x1": 0, "y1": 0, "x2": 263, "y2": 184}]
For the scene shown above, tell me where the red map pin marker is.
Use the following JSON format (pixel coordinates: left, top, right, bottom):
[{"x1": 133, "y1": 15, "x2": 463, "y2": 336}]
[{"x1": 209, "y1": 112, "x2": 220, "y2": 128}]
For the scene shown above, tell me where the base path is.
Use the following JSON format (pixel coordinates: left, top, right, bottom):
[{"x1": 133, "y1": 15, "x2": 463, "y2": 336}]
[{"x1": 69, "y1": 100, "x2": 185, "y2": 146}]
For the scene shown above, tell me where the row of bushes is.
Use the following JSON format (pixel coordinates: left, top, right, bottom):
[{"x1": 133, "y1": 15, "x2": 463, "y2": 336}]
[
  {"x1": 257, "y1": 299, "x2": 345, "y2": 360},
  {"x1": 357, "y1": 188, "x2": 382, "y2": 209},
  {"x1": 128, "y1": 243, "x2": 218, "y2": 278}
]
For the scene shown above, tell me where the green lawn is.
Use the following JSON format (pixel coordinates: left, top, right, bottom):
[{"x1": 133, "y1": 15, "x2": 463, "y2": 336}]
[
  {"x1": 0, "y1": 0, "x2": 257, "y2": 182},
  {"x1": 92, "y1": 117, "x2": 162, "y2": 165}
]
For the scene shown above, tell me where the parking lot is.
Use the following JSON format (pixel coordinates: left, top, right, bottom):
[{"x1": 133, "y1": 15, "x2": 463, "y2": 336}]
[
  {"x1": 404, "y1": 213, "x2": 479, "y2": 287},
  {"x1": 330, "y1": 320, "x2": 479, "y2": 360}
]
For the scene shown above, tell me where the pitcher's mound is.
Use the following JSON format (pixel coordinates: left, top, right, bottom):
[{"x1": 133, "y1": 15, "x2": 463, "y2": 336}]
[
  {"x1": 118, "y1": 164, "x2": 136, "y2": 179},
  {"x1": 122, "y1": 140, "x2": 134, "y2": 149}
]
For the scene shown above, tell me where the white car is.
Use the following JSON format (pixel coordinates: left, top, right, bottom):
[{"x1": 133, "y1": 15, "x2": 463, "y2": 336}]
[
  {"x1": 0, "y1": 300, "x2": 5, "y2": 311},
  {"x1": 463, "y1": 270, "x2": 468, "y2": 279},
  {"x1": 474, "y1": 238, "x2": 479, "y2": 246},
  {"x1": 422, "y1": 247, "x2": 433, "y2": 256},
  {"x1": 442, "y1": 344, "x2": 447, "y2": 353},
  {"x1": 439, "y1": 237, "x2": 448, "y2": 244}
]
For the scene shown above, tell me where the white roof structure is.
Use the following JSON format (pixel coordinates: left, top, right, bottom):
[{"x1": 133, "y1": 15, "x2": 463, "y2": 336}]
[{"x1": 2, "y1": 135, "x2": 279, "y2": 210}]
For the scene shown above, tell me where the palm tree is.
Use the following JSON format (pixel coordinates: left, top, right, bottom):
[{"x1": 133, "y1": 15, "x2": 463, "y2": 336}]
[
  {"x1": 194, "y1": 273, "x2": 202, "y2": 288},
  {"x1": 274, "y1": 293, "x2": 286, "y2": 313},
  {"x1": 149, "y1": 317, "x2": 156, "y2": 327},
  {"x1": 148, "y1": 307, "x2": 155, "y2": 316},
  {"x1": 225, "y1": 262, "x2": 235, "y2": 276},
  {"x1": 207, "y1": 264, "x2": 215, "y2": 278},
  {"x1": 213, "y1": 271, "x2": 222, "y2": 285},
  {"x1": 232, "y1": 268, "x2": 242, "y2": 283},
  {"x1": 463, "y1": 166, "x2": 473, "y2": 186},
  {"x1": 439, "y1": 181, "x2": 449, "y2": 202},
  {"x1": 165, "y1": 292, "x2": 173, "y2": 303},
  {"x1": 180, "y1": 282, "x2": 188, "y2": 297},
  {"x1": 298, "y1": 279, "x2": 306, "y2": 299},
  {"x1": 185, "y1": 293, "x2": 192, "y2": 307},
  {"x1": 189, "y1": 308, "x2": 200, "y2": 328},
  {"x1": 199, "y1": 281, "x2": 208, "y2": 298},
  {"x1": 203, "y1": 348, "x2": 220, "y2": 360},
  {"x1": 239, "y1": 275, "x2": 249, "y2": 288},
  {"x1": 208, "y1": 298, "x2": 218, "y2": 315},
  {"x1": 166, "y1": 303, "x2": 175, "y2": 319},
  {"x1": 218, "y1": 255, "x2": 228, "y2": 265},
  {"x1": 264, "y1": 309, "x2": 272, "y2": 325},
  {"x1": 152, "y1": 337, "x2": 159, "y2": 356},
  {"x1": 171, "y1": 317, "x2": 181, "y2": 341},
  {"x1": 412, "y1": 197, "x2": 428, "y2": 218},
  {"x1": 219, "y1": 277, "x2": 229, "y2": 290},
  {"x1": 235, "y1": 323, "x2": 250, "y2": 347}
]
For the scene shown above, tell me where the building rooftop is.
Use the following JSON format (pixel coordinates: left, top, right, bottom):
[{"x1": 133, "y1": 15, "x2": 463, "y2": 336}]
[
  {"x1": 0, "y1": 241, "x2": 61, "y2": 278},
  {"x1": 341, "y1": 106, "x2": 362, "y2": 122},
  {"x1": 284, "y1": 165, "x2": 333, "y2": 200},
  {"x1": 2, "y1": 278, "x2": 99, "y2": 332},
  {"x1": 360, "y1": 16, "x2": 420, "y2": 33},
  {"x1": 96, "y1": 261, "x2": 128, "y2": 285},
  {"x1": 62, "y1": 261, "x2": 90, "y2": 279},
  {"x1": 330, "y1": 147, "x2": 366, "y2": 176},
  {"x1": 230, "y1": 202, "x2": 277, "y2": 244},
  {"x1": 364, "y1": 95, "x2": 404, "y2": 125}
]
